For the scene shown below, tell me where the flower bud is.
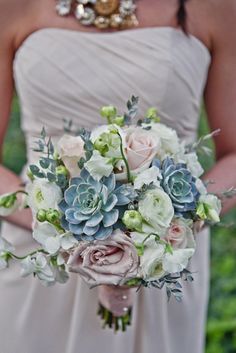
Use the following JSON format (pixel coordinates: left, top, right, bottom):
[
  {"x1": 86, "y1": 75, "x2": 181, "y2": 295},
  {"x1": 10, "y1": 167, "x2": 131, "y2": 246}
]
[
  {"x1": 100, "y1": 106, "x2": 117, "y2": 120},
  {"x1": 0, "y1": 194, "x2": 17, "y2": 209},
  {"x1": 46, "y1": 209, "x2": 61, "y2": 225},
  {"x1": 27, "y1": 169, "x2": 34, "y2": 181},
  {"x1": 146, "y1": 107, "x2": 160, "y2": 122},
  {"x1": 113, "y1": 115, "x2": 125, "y2": 127},
  {"x1": 94, "y1": 136, "x2": 109, "y2": 156},
  {"x1": 0, "y1": 193, "x2": 20, "y2": 216},
  {"x1": 5, "y1": 195, "x2": 16, "y2": 209},
  {"x1": 122, "y1": 210, "x2": 143, "y2": 231},
  {"x1": 56, "y1": 165, "x2": 69, "y2": 177},
  {"x1": 36, "y1": 209, "x2": 47, "y2": 222},
  {"x1": 53, "y1": 151, "x2": 60, "y2": 160}
]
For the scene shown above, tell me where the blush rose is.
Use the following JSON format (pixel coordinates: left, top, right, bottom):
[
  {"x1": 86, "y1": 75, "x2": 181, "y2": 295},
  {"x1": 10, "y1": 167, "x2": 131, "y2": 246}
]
[
  {"x1": 57, "y1": 134, "x2": 84, "y2": 177},
  {"x1": 67, "y1": 230, "x2": 139, "y2": 287}
]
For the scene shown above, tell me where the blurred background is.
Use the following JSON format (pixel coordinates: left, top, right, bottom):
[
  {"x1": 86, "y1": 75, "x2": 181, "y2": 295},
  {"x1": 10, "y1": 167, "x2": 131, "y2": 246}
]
[{"x1": 3, "y1": 97, "x2": 236, "y2": 353}]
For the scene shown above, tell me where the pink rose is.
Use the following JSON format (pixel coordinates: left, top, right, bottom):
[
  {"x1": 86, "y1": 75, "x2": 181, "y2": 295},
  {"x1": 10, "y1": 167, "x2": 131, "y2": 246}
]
[
  {"x1": 57, "y1": 135, "x2": 84, "y2": 177},
  {"x1": 165, "y1": 219, "x2": 195, "y2": 249},
  {"x1": 67, "y1": 230, "x2": 139, "y2": 287},
  {"x1": 126, "y1": 127, "x2": 160, "y2": 171}
]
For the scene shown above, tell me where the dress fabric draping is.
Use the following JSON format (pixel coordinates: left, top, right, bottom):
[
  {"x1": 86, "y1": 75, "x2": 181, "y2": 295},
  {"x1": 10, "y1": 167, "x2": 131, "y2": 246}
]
[{"x1": 0, "y1": 27, "x2": 211, "y2": 353}]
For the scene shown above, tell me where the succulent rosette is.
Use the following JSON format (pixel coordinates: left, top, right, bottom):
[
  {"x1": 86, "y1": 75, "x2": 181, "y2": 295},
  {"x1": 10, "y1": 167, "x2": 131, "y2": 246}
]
[
  {"x1": 158, "y1": 157, "x2": 200, "y2": 215},
  {"x1": 59, "y1": 168, "x2": 134, "y2": 241}
]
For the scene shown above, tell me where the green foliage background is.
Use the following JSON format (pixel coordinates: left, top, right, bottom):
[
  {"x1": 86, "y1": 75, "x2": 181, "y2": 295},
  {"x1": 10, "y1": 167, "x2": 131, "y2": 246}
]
[{"x1": 3, "y1": 99, "x2": 236, "y2": 352}]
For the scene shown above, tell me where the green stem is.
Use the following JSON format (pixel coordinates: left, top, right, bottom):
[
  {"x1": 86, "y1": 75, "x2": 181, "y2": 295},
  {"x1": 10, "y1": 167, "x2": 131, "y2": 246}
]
[
  {"x1": 142, "y1": 233, "x2": 160, "y2": 245},
  {"x1": 97, "y1": 303, "x2": 132, "y2": 333},
  {"x1": 9, "y1": 248, "x2": 48, "y2": 260},
  {"x1": 15, "y1": 190, "x2": 28, "y2": 196},
  {"x1": 117, "y1": 132, "x2": 132, "y2": 183}
]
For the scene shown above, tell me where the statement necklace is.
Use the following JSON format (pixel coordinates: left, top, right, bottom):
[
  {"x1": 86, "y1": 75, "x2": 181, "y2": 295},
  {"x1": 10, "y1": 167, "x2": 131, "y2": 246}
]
[{"x1": 56, "y1": 0, "x2": 138, "y2": 30}]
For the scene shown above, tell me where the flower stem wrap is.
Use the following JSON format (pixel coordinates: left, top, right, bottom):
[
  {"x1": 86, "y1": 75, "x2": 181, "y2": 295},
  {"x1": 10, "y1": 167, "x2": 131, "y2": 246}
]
[{"x1": 97, "y1": 285, "x2": 136, "y2": 331}]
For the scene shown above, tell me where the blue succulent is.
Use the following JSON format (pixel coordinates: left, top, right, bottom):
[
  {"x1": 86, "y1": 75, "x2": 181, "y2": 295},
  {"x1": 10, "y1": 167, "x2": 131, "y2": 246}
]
[
  {"x1": 59, "y1": 169, "x2": 134, "y2": 241},
  {"x1": 159, "y1": 157, "x2": 200, "y2": 215}
]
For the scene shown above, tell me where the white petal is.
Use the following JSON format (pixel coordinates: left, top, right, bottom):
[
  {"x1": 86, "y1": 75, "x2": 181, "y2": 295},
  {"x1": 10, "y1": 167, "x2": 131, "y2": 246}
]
[
  {"x1": 60, "y1": 233, "x2": 78, "y2": 250},
  {"x1": 0, "y1": 258, "x2": 7, "y2": 270},
  {"x1": 33, "y1": 222, "x2": 58, "y2": 247},
  {"x1": 163, "y1": 249, "x2": 195, "y2": 273},
  {"x1": 134, "y1": 166, "x2": 161, "y2": 190},
  {"x1": 84, "y1": 151, "x2": 113, "y2": 181},
  {"x1": 45, "y1": 237, "x2": 61, "y2": 254}
]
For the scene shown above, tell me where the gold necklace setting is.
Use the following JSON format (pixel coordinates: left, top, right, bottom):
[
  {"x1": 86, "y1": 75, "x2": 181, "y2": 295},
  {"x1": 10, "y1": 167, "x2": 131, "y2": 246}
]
[{"x1": 56, "y1": 0, "x2": 138, "y2": 29}]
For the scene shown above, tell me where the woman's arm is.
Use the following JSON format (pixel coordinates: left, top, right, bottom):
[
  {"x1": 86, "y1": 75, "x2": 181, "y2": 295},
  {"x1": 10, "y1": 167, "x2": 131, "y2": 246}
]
[
  {"x1": 203, "y1": 0, "x2": 236, "y2": 214},
  {"x1": 0, "y1": 2, "x2": 32, "y2": 230}
]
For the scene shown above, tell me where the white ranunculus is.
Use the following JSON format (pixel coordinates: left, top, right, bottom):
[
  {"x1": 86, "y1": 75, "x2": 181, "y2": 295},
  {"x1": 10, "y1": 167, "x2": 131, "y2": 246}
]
[
  {"x1": 20, "y1": 253, "x2": 55, "y2": 285},
  {"x1": 33, "y1": 222, "x2": 78, "y2": 254},
  {"x1": 130, "y1": 232, "x2": 166, "y2": 281},
  {"x1": 57, "y1": 134, "x2": 84, "y2": 177},
  {"x1": 140, "y1": 244, "x2": 166, "y2": 281},
  {"x1": 163, "y1": 248, "x2": 195, "y2": 273},
  {"x1": 139, "y1": 188, "x2": 174, "y2": 235},
  {"x1": 26, "y1": 180, "x2": 62, "y2": 215},
  {"x1": 84, "y1": 150, "x2": 113, "y2": 181},
  {"x1": 184, "y1": 152, "x2": 204, "y2": 178},
  {"x1": 133, "y1": 166, "x2": 161, "y2": 190},
  {"x1": 143, "y1": 122, "x2": 180, "y2": 158}
]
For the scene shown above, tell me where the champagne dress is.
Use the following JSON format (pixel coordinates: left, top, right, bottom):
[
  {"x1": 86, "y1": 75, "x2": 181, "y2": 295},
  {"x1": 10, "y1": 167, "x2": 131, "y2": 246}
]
[{"x1": 0, "y1": 27, "x2": 211, "y2": 353}]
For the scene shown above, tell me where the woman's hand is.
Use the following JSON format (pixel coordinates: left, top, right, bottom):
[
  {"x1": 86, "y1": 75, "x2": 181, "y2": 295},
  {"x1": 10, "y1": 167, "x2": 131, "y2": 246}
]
[{"x1": 0, "y1": 5, "x2": 33, "y2": 231}]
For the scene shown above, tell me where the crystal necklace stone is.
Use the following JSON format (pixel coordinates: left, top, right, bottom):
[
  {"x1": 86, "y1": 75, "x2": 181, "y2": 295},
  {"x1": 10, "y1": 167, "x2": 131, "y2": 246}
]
[
  {"x1": 56, "y1": 0, "x2": 138, "y2": 29},
  {"x1": 56, "y1": 0, "x2": 72, "y2": 15},
  {"x1": 94, "y1": 0, "x2": 119, "y2": 16},
  {"x1": 119, "y1": 0, "x2": 136, "y2": 16}
]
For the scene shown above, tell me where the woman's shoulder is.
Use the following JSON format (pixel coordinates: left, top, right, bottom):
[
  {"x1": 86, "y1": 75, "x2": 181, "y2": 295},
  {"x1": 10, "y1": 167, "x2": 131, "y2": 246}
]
[
  {"x1": 0, "y1": 0, "x2": 40, "y2": 50},
  {"x1": 208, "y1": 0, "x2": 236, "y2": 49},
  {"x1": 206, "y1": 0, "x2": 236, "y2": 30}
]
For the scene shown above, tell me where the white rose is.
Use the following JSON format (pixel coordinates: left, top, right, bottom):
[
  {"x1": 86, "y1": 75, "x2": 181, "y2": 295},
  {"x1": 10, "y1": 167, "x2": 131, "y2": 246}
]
[
  {"x1": 26, "y1": 180, "x2": 62, "y2": 215},
  {"x1": 163, "y1": 248, "x2": 195, "y2": 273},
  {"x1": 57, "y1": 134, "x2": 84, "y2": 177}
]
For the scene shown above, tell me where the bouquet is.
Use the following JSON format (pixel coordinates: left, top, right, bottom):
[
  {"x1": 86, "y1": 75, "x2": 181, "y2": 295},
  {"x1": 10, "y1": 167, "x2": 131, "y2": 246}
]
[{"x1": 0, "y1": 97, "x2": 222, "y2": 331}]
